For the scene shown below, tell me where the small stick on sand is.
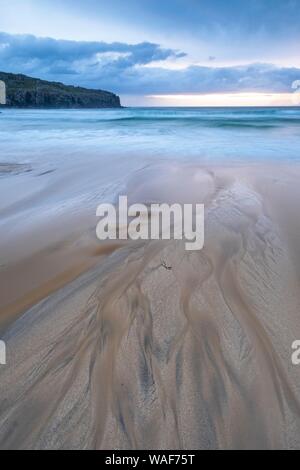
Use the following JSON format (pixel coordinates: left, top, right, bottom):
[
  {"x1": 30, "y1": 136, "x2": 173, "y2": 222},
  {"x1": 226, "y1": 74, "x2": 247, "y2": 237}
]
[{"x1": 161, "y1": 260, "x2": 172, "y2": 271}]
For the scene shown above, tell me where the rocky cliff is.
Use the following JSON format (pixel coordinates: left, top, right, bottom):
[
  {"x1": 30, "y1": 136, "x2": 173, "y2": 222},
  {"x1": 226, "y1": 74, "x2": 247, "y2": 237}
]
[{"x1": 0, "y1": 72, "x2": 121, "y2": 108}]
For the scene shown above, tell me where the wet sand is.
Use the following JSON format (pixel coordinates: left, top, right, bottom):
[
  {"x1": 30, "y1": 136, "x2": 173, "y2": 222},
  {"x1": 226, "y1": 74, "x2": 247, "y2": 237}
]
[{"x1": 1, "y1": 163, "x2": 300, "y2": 449}]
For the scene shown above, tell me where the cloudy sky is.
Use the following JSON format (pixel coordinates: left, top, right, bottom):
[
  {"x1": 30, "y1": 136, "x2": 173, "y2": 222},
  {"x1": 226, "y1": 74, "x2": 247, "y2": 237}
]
[{"x1": 0, "y1": 0, "x2": 300, "y2": 105}]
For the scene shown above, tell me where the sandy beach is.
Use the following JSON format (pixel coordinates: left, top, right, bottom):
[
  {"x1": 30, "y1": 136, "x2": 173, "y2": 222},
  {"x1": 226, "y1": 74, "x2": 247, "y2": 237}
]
[
  {"x1": 1, "y1": 161, "x2": 300, "y2": 449},
  {"x1": 1, "y1": 0, "x2": 300, "y2": 452}
]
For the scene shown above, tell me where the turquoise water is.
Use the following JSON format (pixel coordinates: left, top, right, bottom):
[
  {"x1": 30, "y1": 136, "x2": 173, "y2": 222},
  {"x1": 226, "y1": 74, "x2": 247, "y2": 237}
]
[{"x1": 1, "y1": 107, "x2": 300, "y2": 170}]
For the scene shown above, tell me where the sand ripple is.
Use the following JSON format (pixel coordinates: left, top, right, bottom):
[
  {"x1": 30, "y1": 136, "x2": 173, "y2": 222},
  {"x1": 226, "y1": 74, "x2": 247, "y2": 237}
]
[{"x1": 0, "y1": 165, "x2": 300, "y2": 449}]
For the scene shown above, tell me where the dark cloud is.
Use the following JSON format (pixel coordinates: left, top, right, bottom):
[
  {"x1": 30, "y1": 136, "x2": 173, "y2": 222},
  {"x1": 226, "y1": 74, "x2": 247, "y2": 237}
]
[
  {"x1": 107, "y1": 63, "x2": 300, "y2": 95},
  {"x1": 0, "y1": 32, "x2": 300, "y2": 95},
  {"x1": 0, "y1": 32, "x2": 185, "y2": 74}
]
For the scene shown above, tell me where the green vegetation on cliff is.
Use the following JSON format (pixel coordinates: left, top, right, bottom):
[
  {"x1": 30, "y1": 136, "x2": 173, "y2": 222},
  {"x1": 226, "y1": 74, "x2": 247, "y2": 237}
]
[{"x1": 0, "y1": 72, "x2": 121, "y2": 108}]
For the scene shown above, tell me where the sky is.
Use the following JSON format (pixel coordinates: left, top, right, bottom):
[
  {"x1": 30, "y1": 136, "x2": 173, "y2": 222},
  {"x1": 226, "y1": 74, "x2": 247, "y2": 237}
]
[{"x1": 0, "y1": 0, "x2": 300, "y2": 106}]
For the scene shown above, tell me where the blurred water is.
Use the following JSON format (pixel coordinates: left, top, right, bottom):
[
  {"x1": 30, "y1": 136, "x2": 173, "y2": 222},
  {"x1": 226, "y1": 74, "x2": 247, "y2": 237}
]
[
  {"x1": 0, "y1": 106, "x2": 300, "y2": 279},
  {"x1": 1, "y1": 107, "x2": 300, "y2": 171}
]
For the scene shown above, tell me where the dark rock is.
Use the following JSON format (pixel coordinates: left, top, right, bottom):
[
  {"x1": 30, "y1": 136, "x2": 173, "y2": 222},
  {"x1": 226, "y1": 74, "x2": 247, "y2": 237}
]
[{"x1": 0, "y1": 72, "x2": 121, "y2": 108}]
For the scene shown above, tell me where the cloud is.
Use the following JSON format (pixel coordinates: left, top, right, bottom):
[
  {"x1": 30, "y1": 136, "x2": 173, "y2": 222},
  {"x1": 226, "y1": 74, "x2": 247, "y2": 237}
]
[
  {"x1": 115, "y1": 63, "x2": 300, "y2": 95},
  {"x1": 0, "y1": 32, "x2": 185, "y2": 76},
  {"x1": 1, "y1": 32, "x2": 300, "y2": 96}
]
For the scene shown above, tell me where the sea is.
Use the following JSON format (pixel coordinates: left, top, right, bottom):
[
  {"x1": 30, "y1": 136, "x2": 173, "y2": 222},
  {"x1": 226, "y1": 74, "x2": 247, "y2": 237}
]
[
  {"x1": 1, "y1": 107, "x2": 300, "y2": 168},
  {"x1": 0, "y1": 107, "x2": 300, "y2": 249}
]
